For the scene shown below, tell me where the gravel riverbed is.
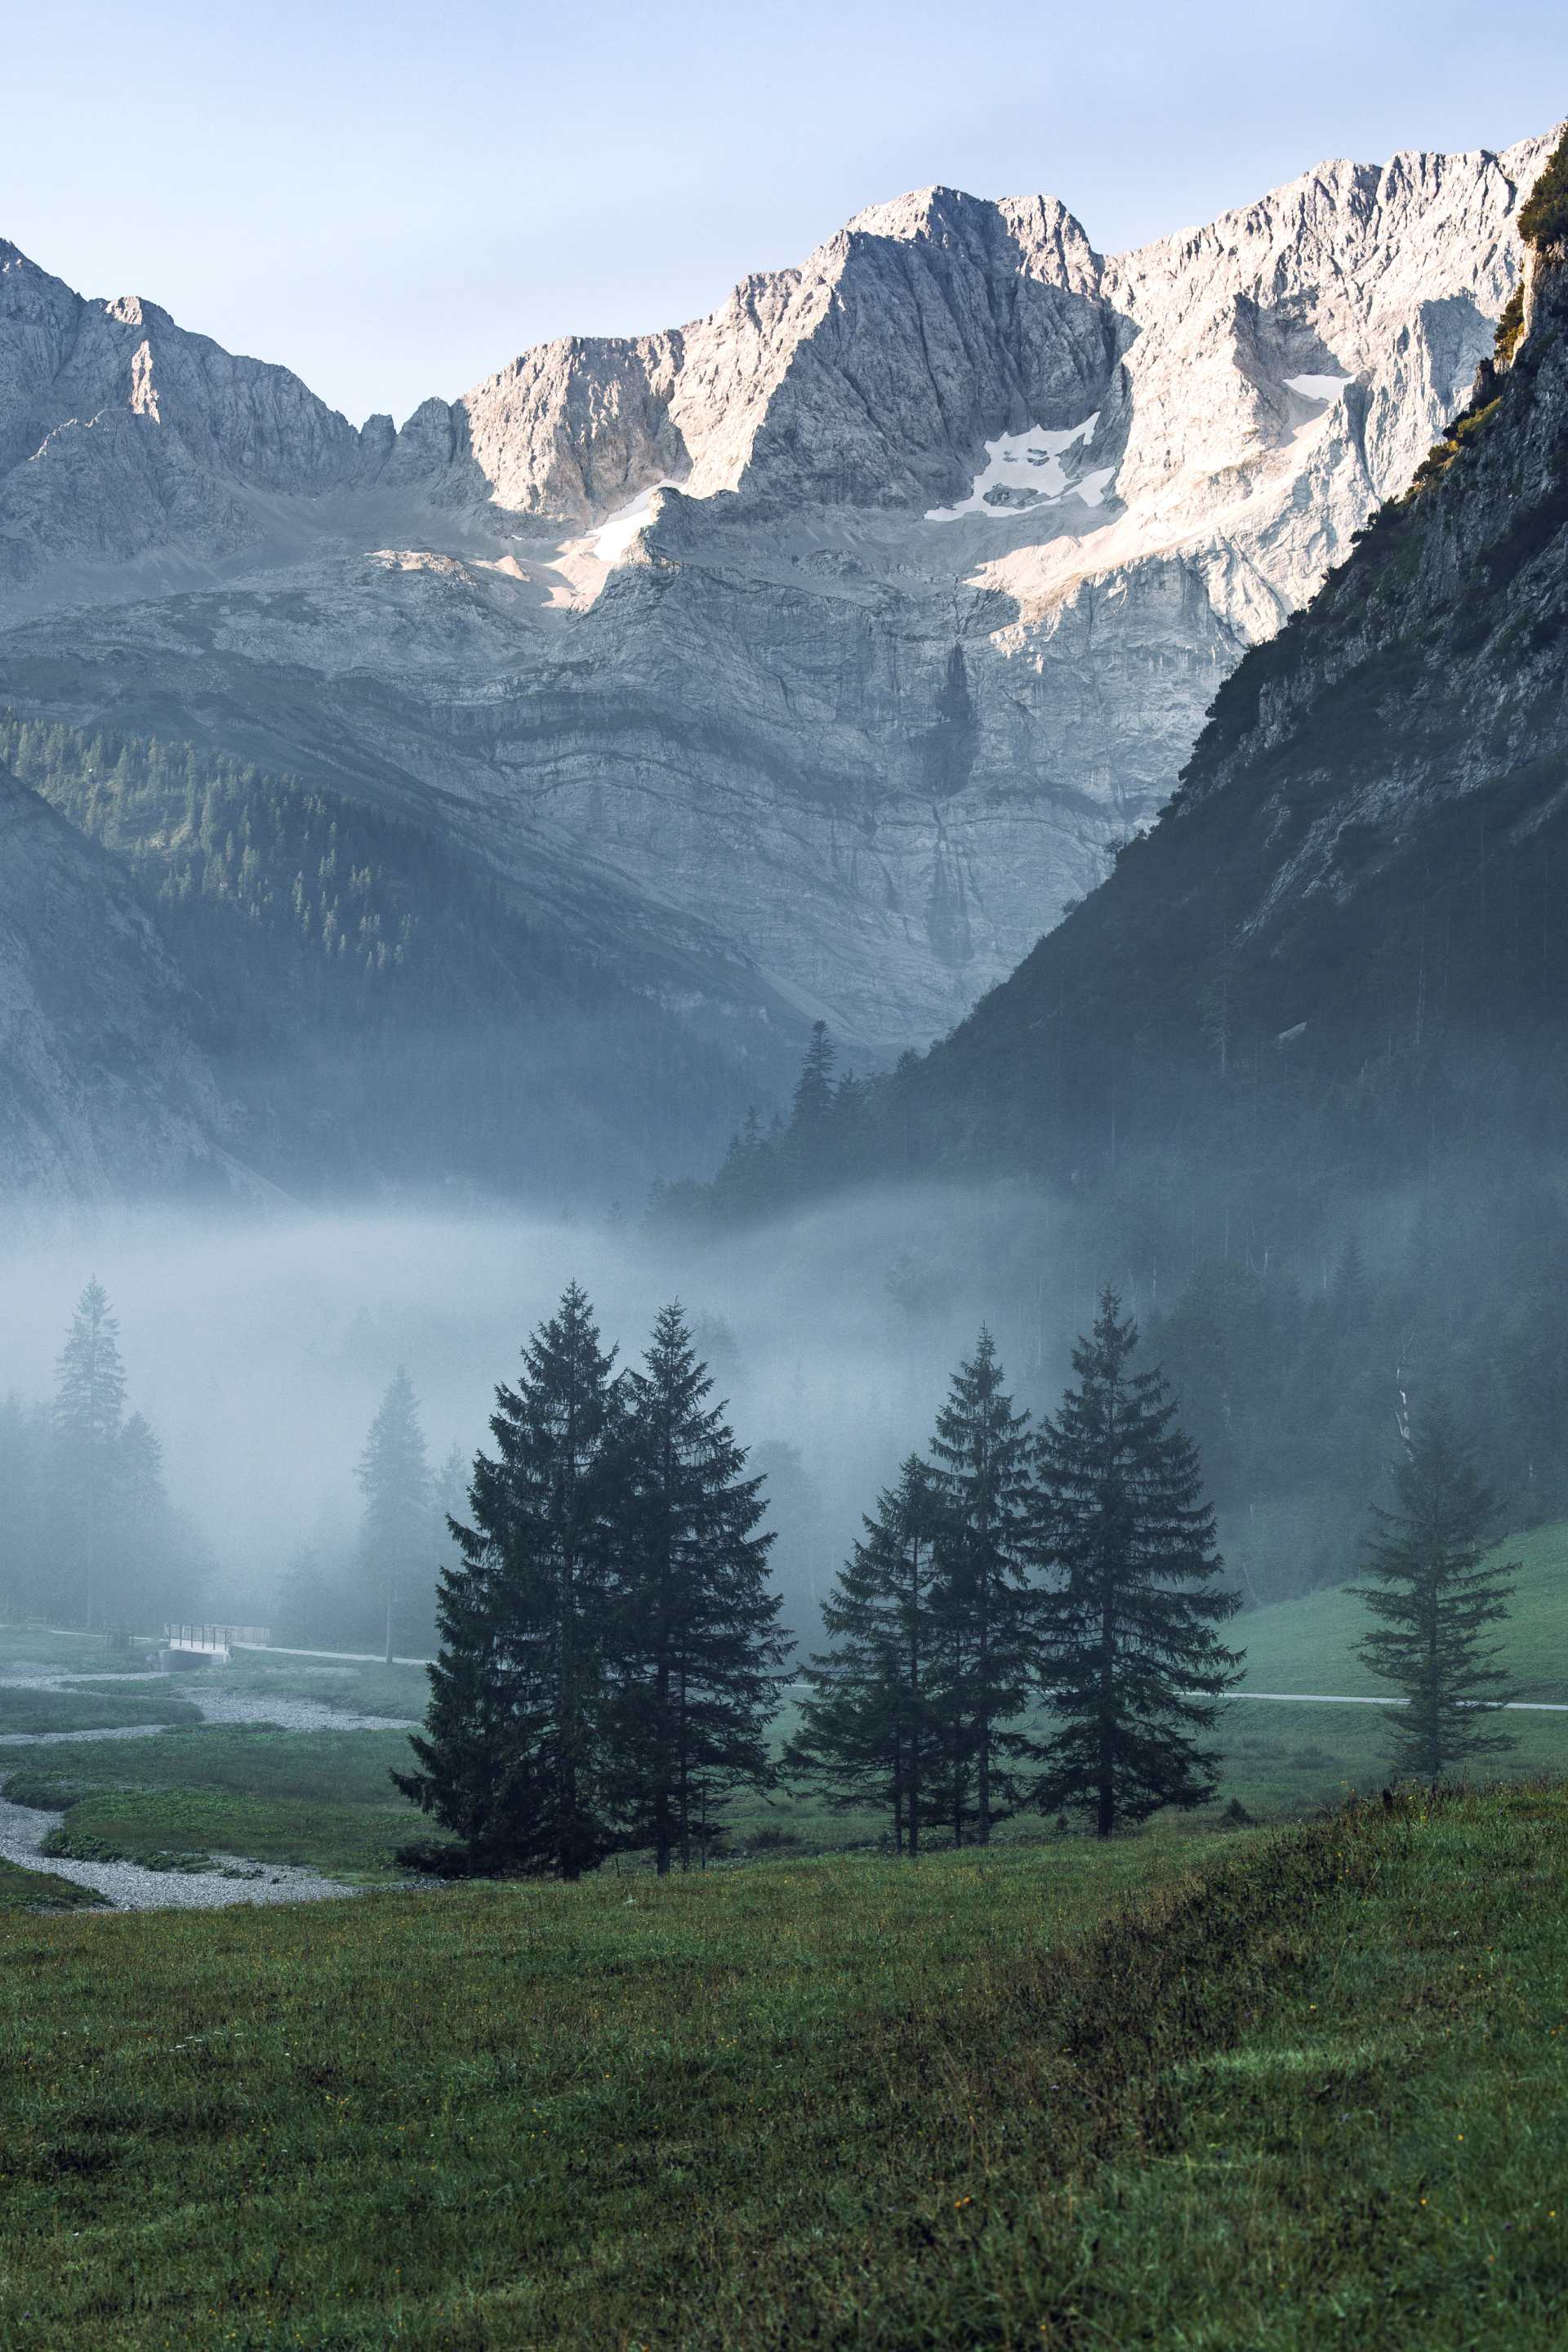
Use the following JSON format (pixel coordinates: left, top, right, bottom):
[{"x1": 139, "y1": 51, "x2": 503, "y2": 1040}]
[
  {"x1": 0, "y1": 1662, "x2": 416, "y2": 1911},
  {"x1": 0, "y1": 1789, "x2": 362, "y2": 1909}
]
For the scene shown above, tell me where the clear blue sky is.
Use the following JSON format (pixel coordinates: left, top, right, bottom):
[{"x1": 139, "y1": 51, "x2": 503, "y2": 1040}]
[{"x1": 3, "y1": 1, "x2": 1563, "y2": 426}]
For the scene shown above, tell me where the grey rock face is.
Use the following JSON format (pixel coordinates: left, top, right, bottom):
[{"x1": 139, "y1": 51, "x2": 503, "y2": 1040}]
[
  {"x1": 0, "y1": 764, "x2": 234, "y2": 1198},
  {"x1": 0, "y1": 132, "x2": 1558, "y2": 1074}
]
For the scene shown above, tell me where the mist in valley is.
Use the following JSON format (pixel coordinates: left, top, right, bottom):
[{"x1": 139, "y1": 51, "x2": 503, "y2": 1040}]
[{"x1": 0, "y1": 1183, "x2": 1102, "y2": 1652}]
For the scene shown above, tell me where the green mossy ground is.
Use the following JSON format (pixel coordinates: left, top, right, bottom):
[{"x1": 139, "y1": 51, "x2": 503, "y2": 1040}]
[{"x1": 0, "y1": 1788, "x2": 1562, "y2": 2345}]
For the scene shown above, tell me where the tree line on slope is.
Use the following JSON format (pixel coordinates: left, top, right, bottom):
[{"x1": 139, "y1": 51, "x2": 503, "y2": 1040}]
[
  {"x1": 670, "y1": 1022, "x2": 1568, "y2": 1612},
  {"x1": 0, "y1": 715, "x2": 763, "y2": 1196}
]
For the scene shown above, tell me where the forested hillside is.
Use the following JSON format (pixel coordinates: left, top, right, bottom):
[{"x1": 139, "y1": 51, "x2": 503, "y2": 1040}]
[{"x1": 0, "y1": 719, "x2": 755, "y2": 1198}]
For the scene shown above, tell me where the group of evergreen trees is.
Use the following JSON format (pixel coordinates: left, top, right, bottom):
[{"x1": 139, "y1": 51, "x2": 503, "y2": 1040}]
[
  {"x1": 399, "y1": 1288, "x2": 790, "y2": 1878},
  {"x1": 402, "y1": 1277, "x2": 1524, "y2": 1879},
  {"x1": 0, "y1": 1280, "x2": 208, "y2": 1630},
  {"x1": 790, "y1": 1297, "x2": 1242, "y2": 1846}
]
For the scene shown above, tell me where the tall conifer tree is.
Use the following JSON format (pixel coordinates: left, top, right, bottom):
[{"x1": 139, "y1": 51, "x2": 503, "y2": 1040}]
[
  {"x1": 618, "y1": 1304, "x2": 788, "y2": 1871},
  {"x1": 54, "y1": 1278, "x2": 127, "y2": 1630},
  {"x1": 928, "y1": 1331, "x2": 1036, "y2": 1846},
  {"x1": 791, "y1": 1022, "x2": 837, "y2": 1128},
  {"x1": 396, "y1": 1285, "x2": 627, "y2": 1878},
  {"x1": 787, "y1": 1457, "x2": 943, "y2": 1855},
  {"x1": 1352, "y1": 1401, "x2": 1517, "y2": 1784},
  {"x1": 1036, "y1": 1290, "x2": 1241, "y2": 1836},
  {"x1": 357, "y1": 1368, "x2": 433, "y2": 1662}
]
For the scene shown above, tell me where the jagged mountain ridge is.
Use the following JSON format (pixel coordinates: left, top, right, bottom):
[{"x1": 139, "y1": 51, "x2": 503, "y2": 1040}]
[
  {"x1": 709, "y1": 189, "x2": 1568, "y2": 1234},
  {"x1": 0, "y1": 130, "x2": 1556, "y2": 1113}
]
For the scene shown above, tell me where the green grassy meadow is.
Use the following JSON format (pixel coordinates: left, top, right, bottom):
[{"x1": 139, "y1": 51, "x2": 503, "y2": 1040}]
[
  {"x1": 0, "y1": 1857, "x2": 103, "y2": 1913},
  {"x1": 222, "y1": 1650, "x2": 430, "y2": 1722},
  {"x1": 5, "y1": 1728, "x2": 419, "y2": 1881},
  {"x1": 0, "y1": 1684, "x2": 202, "y2": 1736},
  {"x1": 1236, "y1": 1520, "x2": 1568, "y2": 1700},
  {"x1": 0, "y1": 1788, "x2": 1562, "y2": 2346},
  {"x1": 0, "y1": 1626, "x2": 154, "y2": 1671}
]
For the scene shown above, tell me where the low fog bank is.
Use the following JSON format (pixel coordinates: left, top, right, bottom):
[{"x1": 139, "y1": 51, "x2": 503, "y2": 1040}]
[
  {"x1": 0, "y1": 1184, "x2": 1084, "y2": 1649},
  {"x1": 7, "y1": 1151, "x2": 1557, "y2": 1650}
]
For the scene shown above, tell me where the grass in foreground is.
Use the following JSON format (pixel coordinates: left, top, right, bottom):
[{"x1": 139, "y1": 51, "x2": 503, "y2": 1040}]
[
  {"x1": 2, "y1": 1726, "x2": 419, "y2": 1879},
  {"x1": 0, "y1": 1857, "x2": 104, "y2": 1912},
  {"x1": 0, "y1": 1788, "x2": 1565, "y2": 2346}
]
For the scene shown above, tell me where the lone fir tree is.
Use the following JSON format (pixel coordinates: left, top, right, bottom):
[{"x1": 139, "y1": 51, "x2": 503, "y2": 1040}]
[
  {"x1": 396, "y1": 1284, "x2": 626, "y2": 1878},
  {"x1": 928, "y1": 1330, "x2": 1036, "y2": 1845},
  {"x1": 54, "y1": 1277, "x2": 127, "y2": 1631},
  {"x1": 791, "y1": 1021, "x2": 837, "y2": 1129},
  {"x1": 1352, "y1": 1401, "x2": 1517, "y2": 1784},
  {"x1": 787, "y1": 1456, "x2": 943, "y2": 1855},
  {"x1": 617, "y1": 1303, "x2": 789, "y2": 1872},
  {"x1": 357, "y1": 1368, "x2": 432, "y2": 1663},
  {"x1": 1036, "y1": 1290, "x2": 1241, "y2": 1837}
]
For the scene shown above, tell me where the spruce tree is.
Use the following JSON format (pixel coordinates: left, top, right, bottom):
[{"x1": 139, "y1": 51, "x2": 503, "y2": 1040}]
[
  {"x1": 791, "y1": 1022, "x2": 837, "y2": 1127},
  {"x1": 54, "y1": 1278, "x2": 127, "y2": 1631},
  {"x1": 115, "y1": 1414, "x2": 194, "y2": 1632},
  {"x1": 1036, "y1": 1290, "x2": 1241, "y2": 1836},
  {"x1": 618, "y1": 1304, "x2": 789, "y2": 1871},
  {"x1": 1352, "y1": 1401, "x2": 1517, "y2": 1784},
  {"x1": 395, "y1": 1285, "x2": 628, "y2": 1878},
  {"x1": 787, "y1": 1456, "x2": 942, "y2": 1855},
  {"x1": 357, "y1": 1369, "x2": 433, "y2": 1662},
  {"x1": 928, "y1": 1331, "x2": 1036, "y2": 1845}
]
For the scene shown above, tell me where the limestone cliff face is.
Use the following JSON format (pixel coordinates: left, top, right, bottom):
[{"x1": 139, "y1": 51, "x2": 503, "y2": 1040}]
[
  {"x1": 848, "y1": 230, "x2": 1568, "y2": 1200},
  {"x1": 0, "y1": 131, "x2": 1557, "y2": 1074},
  {"x1": 0, "y1": 765, "x2": 233, "y2": 1198}
]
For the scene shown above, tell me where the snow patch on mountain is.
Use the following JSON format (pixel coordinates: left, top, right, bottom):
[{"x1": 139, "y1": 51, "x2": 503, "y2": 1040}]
[
  {"x1": 589, "y1": 479, "x2": 688, "y2": 565},
  {"x1": 1285, "y1": 373, "x2": 1354, "y2": 400},
  {"x1": 925, "y1": 416, "x2": 1103, "y2": 520}
]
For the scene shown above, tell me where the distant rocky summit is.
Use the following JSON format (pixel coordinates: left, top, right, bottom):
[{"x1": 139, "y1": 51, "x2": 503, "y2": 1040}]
[{"x1": 0, "y1": 129, "x2": 1558, "y2": 1195}]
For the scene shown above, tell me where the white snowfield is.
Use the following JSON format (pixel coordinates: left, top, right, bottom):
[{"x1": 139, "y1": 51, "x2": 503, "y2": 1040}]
[
  {"x1": 924, "y1": 415, "x2": 1109, "y2": 519},
  {"x1": 1283, "y1": 372, "x2": 1355, "y2": 400},
  {"x1": 587, "y1": 479, "x2": 687, "y2": 567}
]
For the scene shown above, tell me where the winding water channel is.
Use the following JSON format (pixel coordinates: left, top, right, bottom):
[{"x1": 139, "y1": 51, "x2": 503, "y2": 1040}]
[{"x1": 0, "y1": 1663, "x2": 417, "y2": 1913}]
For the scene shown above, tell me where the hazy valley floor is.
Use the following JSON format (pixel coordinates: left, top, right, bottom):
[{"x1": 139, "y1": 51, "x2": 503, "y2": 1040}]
[{"x1": 7, "y1": 1526, "x2": 1568, "y2": 1906}]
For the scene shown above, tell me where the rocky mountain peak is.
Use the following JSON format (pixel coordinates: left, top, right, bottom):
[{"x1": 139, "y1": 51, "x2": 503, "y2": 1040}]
[{"x1": 0, "y1": 123, "x2": 1561, "y2": 1144}]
